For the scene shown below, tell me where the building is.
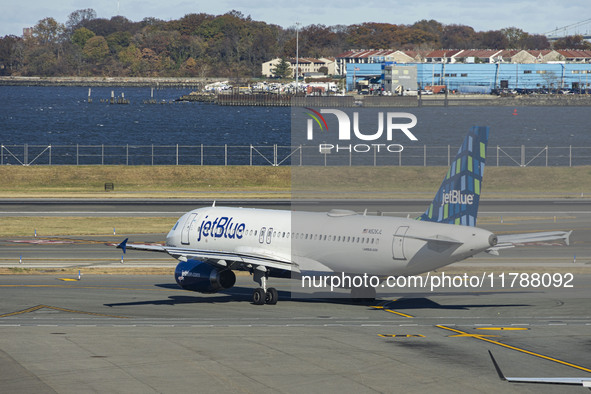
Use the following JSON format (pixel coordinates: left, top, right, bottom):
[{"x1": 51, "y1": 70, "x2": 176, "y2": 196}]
[
  {"x1": 347, "y1": 62, "x2": 591, "y2": 92},
  {"x1": 261, "y1": 57, "x2": 336, "y2": 78},
  {"x1": 383, "y1": 65, "x2": 418, "y2": 94}
]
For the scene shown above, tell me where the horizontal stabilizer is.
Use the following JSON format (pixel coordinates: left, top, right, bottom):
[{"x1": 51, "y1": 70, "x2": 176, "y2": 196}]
[
  {"x1": 489, "y1": 351, "x2": 591, "y2": 387},
  {"x1": 497, "y1": 230, "x2": 572, "y2": 246},
  {"x1": 488, "y1": 231, "x2": 572, "y2": 253}
]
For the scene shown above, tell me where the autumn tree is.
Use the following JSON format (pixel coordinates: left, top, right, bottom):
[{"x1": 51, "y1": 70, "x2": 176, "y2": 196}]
[
  {"x1": 441, "y1": 24, "x2": 476, "y2": 48},
  {"x1": 66, "y1": 9, "x2": 97, "y2": 34},
  {"x1": 553, "y1": 35, "x2": 591, "y2": 50},
  {"x1": 32, "y1": 18, "x2": 65, "y2": 46},
  {"x1": 0, "y1": 35, "x2": 23, "y2": 74},
  {"x1": 476, "y1": 30, "x2": 509, "y2": 49}
]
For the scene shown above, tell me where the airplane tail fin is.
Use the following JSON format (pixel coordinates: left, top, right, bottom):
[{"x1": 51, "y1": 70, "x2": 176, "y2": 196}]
[{"x1": 418, "y1": 126, "x2": 489, "y2": 227}]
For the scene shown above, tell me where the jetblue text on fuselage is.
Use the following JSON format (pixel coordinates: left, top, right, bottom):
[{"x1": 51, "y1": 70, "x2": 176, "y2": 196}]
[
  {"x1": 441, "y1": 190, "x2": 474, "y2": 206},
  {"x1": 197, "y1": 216, "x2": 246, "y2": 242}
]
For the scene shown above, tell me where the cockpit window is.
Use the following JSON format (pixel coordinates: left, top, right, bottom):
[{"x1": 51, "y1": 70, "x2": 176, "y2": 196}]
[{"x1": 172, "y1": 221, "x2": 180, "y2": 231}]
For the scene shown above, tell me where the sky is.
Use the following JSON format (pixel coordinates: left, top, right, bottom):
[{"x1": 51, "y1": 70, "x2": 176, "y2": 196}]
[{"x1": 2, "y1": 0, "x2": 590, "y2": 38}]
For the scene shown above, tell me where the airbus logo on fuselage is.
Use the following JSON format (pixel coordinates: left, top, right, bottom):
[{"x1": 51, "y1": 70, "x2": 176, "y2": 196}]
[
  {"x1": 197, "y1": 216, "x2": 246, "y2": 242},
  {"x1": 441, "y1": 190, "x2": 474, "y2": 206}
]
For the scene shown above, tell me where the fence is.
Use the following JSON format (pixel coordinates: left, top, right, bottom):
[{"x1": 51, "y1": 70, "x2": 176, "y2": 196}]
[{"x1": 1, "y1": 144, "x2": 591, "y2": 167}]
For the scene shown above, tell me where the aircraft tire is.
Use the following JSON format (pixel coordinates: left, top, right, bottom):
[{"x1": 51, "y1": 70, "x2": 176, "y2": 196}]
[
  {"x1": 265, "y1": 287, "x2": 278, "y2": 305},
  {"x1": 252, "y1": 288, "x2": 265, "y2": 305}
]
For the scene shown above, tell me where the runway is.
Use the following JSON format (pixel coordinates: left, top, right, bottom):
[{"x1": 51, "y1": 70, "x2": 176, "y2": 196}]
[{"x1": 0, "y1": 199, "x2": 590, "y2": 393}]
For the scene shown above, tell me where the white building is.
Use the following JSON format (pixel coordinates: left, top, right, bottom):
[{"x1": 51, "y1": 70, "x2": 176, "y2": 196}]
[{"x1": 261, "y1": 57, "x2": 337, "y2": 78}]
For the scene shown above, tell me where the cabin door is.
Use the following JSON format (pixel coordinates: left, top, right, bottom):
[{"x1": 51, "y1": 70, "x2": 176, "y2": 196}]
[
  {"x1": 392, "y1": 226, "x2": 409, "y2": 260},
  {"x1": 181, "y1": 213, "x2": 198, "y2": 245}
]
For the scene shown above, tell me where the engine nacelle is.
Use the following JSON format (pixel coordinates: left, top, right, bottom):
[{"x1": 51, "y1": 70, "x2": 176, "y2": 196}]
[{"x1": 174, "y1": 260, "x2": 236, "y2": 293}]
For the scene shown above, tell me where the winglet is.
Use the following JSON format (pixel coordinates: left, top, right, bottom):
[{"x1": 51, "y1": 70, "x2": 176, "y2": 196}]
[
  {"x1": 488, "y1": 350, "x2": 507, "y2": 381},
  {"x1": 117, "y1": 238, "x2": 129, "y2": 254}
]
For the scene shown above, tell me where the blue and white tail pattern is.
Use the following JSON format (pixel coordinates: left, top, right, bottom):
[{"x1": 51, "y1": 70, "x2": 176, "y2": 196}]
[{"x1": 418, "y1": 126, "x2": 489, "y2": 227}]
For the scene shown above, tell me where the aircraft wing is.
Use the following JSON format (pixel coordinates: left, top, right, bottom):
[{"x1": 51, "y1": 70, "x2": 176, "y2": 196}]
[
  {"x1": 486, "y1": 230, "x2": 572, "y2": 255},
  {"x1": 117, "y1": 238, "x2": 298, "y2": 273},
  {"x1": 489, "y1": 351, "x2": 591, "y2": 387}
]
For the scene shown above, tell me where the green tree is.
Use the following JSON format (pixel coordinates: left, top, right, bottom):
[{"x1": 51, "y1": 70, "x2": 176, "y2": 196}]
[
  {"x1": 118, "y1": 44, "x2": 142, "y2": 74},
  {"x1": 83, "y1": 36, "x2": 109, "y2": 62},
  {"x1": 71, "y1": 27, "x2": 95, "y2": 48},
  {"x1": 106, "y1": 31, "x2": 132, "y2": 53},
  {"x1": 271, "y1": 58, "x2": 292, "y2": 78}
]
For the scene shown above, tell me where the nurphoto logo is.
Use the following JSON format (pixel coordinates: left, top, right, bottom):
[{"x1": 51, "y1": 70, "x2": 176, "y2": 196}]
[{"x1": 303, "y1": 107, "x2": 418, "y2": 154}]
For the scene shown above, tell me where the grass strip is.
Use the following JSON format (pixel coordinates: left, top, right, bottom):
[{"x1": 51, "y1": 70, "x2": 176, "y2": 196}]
[{"x1": 0, "y1": 166, "x2": 589, "y2": 199}]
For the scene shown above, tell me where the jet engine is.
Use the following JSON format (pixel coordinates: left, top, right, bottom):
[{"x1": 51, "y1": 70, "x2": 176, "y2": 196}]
[{"x1": 174, "y1": 260, "x2": 236, "y2": 293}]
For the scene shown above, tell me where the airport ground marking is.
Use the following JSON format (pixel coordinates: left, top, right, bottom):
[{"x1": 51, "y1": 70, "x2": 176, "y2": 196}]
[
  {"x1": 475, "y1": 327, "x2": 529, "y2": 331},
  {"x1": 0, "y1": 304, "x2": 128, "y2": 319},
  {"x1": 437, "y1": 324, "x2": 591, "y2": 373},
  {"x1": 378, "y1": 334, "x2": 424, "y2": 338},
  {"x1": 371, "y1": 301, "x2": 414, "y2": 318}
]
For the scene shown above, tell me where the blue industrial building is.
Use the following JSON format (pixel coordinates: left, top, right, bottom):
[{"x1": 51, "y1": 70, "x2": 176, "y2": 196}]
[{"x1": 346, "y1": 63, "x2": 591, "y2": 93}]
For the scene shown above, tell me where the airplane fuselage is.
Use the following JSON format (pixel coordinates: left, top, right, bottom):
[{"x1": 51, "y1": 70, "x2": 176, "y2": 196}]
[{"x1": 166, "y1": 206, "x2": 496, "y2": 277}]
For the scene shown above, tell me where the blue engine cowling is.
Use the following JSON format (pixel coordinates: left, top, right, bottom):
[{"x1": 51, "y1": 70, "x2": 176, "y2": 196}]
[{"x1": 174, "y1": 260, "x2": 236, "y2": 293}]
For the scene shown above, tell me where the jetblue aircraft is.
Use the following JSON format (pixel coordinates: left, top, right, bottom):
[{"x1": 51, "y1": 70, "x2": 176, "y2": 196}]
[{"x1": 117, "y1": 127, "x2": 570, "y2": 305}]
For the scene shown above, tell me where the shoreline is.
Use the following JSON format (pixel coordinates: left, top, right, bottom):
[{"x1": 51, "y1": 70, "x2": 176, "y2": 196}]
[
  {"x1": 3, "y1": 76, "x2": 591, "y2": 106},
  {"x1": 0, "y1": 76, "x2": 227, "y2": 88}
]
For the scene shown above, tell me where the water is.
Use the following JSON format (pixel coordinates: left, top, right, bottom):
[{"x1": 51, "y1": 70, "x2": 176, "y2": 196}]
[
  {"x1": 0, "y1": 86, "x2": 291, "y2": 146},
  {"x1": 0, "y1": 86, "x2": 589, "y2": 165}
]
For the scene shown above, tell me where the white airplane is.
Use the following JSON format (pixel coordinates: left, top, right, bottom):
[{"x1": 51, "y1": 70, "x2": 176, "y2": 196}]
[
  {"x1": 489, "y1": 351, "x2": 591, "y2": 389},
  {"x1": 117, "y1": 126, "x2": 571, "y2": 305}
]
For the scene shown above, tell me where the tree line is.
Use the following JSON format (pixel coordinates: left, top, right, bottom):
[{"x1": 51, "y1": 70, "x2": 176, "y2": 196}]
[{"x1": 0, "y1": 8, "x2": 589, "y2": 78}]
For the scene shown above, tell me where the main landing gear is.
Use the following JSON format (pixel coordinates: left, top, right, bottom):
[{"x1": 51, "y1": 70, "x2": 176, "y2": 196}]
[{"x1": 252, "y1": 266, "x2": 278, "y2": 305}]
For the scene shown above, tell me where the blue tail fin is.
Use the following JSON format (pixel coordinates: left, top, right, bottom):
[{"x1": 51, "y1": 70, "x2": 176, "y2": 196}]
[{"x1": 418, "y1": 126, "x2": 489, "y2": 226}]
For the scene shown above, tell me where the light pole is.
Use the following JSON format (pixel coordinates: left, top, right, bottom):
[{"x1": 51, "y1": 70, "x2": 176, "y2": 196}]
[{"x1": 295, "y1": 22, "x2": 300, "y2": 94}]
